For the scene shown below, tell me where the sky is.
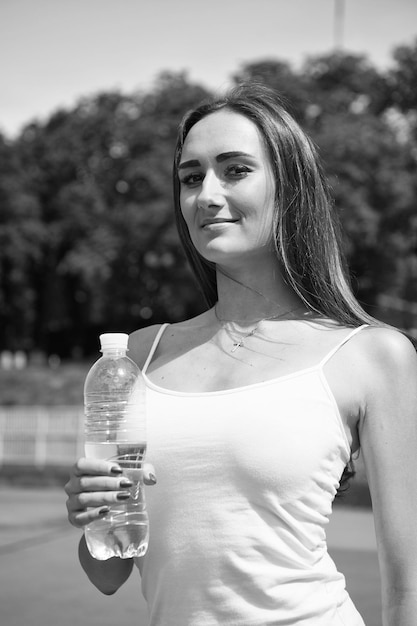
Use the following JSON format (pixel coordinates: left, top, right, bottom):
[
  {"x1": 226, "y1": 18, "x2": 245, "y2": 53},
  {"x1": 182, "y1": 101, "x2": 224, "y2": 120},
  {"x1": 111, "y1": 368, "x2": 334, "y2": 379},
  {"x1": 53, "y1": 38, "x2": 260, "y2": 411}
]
[{"x1": 1, "y1": 0, "x2": 417, "y2": 138}]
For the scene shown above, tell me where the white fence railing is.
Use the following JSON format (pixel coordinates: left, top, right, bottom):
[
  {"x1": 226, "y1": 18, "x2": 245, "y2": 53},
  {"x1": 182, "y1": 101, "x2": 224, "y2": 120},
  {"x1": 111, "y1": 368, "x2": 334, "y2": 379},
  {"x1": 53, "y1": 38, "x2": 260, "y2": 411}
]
[{"x1": 0, "y1": 406, "x2": 84, "y2": 467}]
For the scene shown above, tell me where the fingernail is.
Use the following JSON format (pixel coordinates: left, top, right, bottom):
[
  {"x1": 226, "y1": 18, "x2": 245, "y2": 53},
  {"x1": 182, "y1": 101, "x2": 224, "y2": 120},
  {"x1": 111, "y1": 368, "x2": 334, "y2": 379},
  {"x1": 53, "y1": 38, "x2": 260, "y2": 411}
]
[
  {"x1": 111, "y1": 466, "x2": 123, "y2": 475},
  {"x1": 99, "y1": 506, "x2": 110, "y2": 515},
  {"x1": 117, "y1": 492, "x2": 130, "y2": 501},
  {"x1": 148, "y1": 473, "x2": 157, "y2": 485},
  {"x1": 119, "y1": 479, "x2": 133, "y2": 488}
]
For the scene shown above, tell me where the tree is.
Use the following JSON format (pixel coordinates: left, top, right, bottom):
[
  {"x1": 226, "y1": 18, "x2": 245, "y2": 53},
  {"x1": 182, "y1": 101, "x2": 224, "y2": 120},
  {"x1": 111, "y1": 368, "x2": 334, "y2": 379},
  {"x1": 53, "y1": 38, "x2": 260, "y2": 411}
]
[
  {"x1": 0, "y1": 134, "x2": 46, "y2": 350},
  {"x1": 315, "y1": 112, "x2": 416, "y2": 306},
  {"x1": 386, "y1": 37, "x2": 417, "y2": 112},
  {"x1": 9, "y1": 73, "x2": 211, "y2": 356},
  {"x1": 232, "y1": 59, "x2": 311, "y2": 123},
  {"x1": 2, "y1": 51, "x2": 416, "y2": 355},
  {"x1": 302, "y1": 52, "x2": 388, "y2": 116}
]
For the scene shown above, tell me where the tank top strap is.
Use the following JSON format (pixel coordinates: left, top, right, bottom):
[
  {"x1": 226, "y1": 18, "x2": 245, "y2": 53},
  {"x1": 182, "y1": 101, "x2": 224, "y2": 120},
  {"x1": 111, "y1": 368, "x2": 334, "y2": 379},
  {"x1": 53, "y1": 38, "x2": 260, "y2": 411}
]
[
  {"x1": 142, "y1": 323, "x2": 170, "y2": 374},
  {"x1": 318, "y1": 324, "x2": 369, "y2": 368}
]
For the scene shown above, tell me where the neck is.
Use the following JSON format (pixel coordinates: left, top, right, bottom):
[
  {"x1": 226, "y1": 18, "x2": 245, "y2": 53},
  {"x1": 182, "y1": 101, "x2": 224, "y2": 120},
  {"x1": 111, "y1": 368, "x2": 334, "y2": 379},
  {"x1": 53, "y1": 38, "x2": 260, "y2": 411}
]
[{"x1": 215, "y1": 262, "x2": 305, "y2": 321}]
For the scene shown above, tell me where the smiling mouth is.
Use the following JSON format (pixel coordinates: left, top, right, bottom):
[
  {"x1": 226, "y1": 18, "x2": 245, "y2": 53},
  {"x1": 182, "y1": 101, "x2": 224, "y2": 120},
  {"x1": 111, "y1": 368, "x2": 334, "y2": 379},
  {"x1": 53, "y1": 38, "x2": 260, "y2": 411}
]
[{"x1": 201, "y1": 219, "x2": 238, "y2": 228}]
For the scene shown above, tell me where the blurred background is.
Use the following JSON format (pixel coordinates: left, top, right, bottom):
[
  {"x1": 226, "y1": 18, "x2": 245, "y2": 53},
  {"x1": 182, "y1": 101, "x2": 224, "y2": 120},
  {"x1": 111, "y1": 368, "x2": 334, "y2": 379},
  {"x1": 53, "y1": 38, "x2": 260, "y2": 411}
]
[
  {"x1": 0, "y1": 0, "x2": 416, "y2": 623},
  {"x1": 1, "y1": 0, "x2": 416, "y2": 478}
]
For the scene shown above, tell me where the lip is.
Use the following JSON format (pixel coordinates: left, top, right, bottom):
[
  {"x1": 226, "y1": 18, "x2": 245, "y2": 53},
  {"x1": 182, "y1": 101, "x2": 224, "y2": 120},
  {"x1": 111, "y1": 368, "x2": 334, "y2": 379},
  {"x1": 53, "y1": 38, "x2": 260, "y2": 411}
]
[{"x1": 201, "y1": 218, "x2": 238, "y2": 228}]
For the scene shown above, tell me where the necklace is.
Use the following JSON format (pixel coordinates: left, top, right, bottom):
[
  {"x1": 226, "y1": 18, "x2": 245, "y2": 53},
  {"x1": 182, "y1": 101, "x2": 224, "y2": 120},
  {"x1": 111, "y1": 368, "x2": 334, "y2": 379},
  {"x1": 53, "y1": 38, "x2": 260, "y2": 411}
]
[{"x1": 214, "y1": 305, "x2": 303, "y2": 353}]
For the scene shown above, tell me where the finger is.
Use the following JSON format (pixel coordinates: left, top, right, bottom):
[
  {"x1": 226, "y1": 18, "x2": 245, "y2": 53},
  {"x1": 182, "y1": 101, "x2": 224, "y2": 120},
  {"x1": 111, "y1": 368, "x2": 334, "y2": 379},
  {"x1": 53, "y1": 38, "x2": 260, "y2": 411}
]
[
  {"x1": 66, "y1": 489, "x2": 132, "y2": 527},
  {"x1": 76, "y1": 488, "x2": 132, "y2": 509},
  {"x1": 68, "y1": 504, "x2": 111, "y2": 529},
  {"x1": 77, "y1": 474, "x2": 134, "y2": 493},
  {"x1": 143, "y1": 463, "x2": 157, "y2": 485},
  {"x1": 65, "y1": 458, "x2": 124, "y2": 496},
  {"x1": 72, "y1": 457, "x2": 123, "y2": 478},
  {"x1": 66, "y1": 475, "x2": 134, "y2": 510},
  {"x1": 65, "y1": 474, "x2": 128, "y2": 500}
]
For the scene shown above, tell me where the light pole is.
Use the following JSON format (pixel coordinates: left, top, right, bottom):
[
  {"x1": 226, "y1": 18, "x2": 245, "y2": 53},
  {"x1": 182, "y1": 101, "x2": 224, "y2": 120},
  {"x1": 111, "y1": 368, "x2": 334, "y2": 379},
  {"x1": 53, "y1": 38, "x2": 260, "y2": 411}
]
[{"x1": 333, "y1": 0, "x2": 345, "y2": 50}]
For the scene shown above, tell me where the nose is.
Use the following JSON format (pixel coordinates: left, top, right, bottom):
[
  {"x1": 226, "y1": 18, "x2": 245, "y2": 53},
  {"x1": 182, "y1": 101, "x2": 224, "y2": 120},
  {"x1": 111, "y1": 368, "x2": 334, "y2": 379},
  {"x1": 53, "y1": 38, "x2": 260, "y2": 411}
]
[{"x1": 196, "y1": 170, "x2": 224, "y2": 209}]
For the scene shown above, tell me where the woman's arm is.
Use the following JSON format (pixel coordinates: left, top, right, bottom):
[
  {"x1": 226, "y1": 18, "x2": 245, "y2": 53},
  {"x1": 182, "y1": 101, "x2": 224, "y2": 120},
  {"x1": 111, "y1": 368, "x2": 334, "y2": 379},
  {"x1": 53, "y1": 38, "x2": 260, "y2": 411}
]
[{"x1": 359, "y1": 329, "x2": 417, "y2": 626}]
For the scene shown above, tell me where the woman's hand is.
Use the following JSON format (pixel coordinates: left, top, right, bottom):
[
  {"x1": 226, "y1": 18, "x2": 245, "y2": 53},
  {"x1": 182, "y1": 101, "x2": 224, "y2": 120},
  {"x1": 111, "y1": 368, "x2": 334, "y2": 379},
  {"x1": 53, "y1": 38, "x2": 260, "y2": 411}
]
[{"x1": 65, "y1": 458, "x2": 156, "y2": 529}]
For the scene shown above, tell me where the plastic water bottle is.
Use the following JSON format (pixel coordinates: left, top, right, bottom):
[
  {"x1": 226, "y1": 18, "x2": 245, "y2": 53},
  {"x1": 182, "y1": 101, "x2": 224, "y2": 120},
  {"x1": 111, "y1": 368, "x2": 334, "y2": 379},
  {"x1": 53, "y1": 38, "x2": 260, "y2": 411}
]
[{"x1": 83, "y1": 333, "x2": 149, "y2": 560}]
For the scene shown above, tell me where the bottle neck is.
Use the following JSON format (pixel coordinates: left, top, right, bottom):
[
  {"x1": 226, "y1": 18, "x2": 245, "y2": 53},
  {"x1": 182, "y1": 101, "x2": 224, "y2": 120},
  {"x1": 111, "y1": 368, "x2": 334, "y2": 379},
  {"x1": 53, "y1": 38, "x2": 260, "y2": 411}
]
[{"x1": 101, "y1": 349, "x2": 127, "y2": 358}]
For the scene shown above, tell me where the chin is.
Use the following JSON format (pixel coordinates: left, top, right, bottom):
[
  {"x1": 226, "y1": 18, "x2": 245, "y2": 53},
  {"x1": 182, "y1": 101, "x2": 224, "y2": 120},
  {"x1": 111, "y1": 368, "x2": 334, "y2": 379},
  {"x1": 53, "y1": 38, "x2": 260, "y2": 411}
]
[{"x1": 191, "y1": 236, "x2": 275, "y2": 267}]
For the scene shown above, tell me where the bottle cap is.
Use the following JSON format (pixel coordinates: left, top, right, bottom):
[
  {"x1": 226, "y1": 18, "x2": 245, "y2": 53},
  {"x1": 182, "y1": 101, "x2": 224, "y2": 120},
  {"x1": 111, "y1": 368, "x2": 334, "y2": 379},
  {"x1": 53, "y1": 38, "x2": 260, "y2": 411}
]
[{"x1": 99, "y1": 333, "x2": 129, "y2": 351}]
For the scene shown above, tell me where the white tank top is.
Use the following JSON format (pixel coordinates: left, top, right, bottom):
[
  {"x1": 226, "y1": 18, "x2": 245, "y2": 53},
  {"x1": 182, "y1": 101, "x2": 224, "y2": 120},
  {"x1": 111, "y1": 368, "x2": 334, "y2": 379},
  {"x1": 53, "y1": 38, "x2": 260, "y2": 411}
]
[{"x1": 136, "y1": 324, "x2": 367, "y2": 626}]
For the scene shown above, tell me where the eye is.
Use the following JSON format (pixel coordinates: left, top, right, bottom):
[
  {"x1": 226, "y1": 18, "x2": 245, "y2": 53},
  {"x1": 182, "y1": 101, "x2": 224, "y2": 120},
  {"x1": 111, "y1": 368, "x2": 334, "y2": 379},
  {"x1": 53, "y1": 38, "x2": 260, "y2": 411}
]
[
  {"x1": 224, "y1": 164, "x2": 252, "y2": 178},
  {"x1": 179, "y1": 172, "x2": 204, "y2": 187}
]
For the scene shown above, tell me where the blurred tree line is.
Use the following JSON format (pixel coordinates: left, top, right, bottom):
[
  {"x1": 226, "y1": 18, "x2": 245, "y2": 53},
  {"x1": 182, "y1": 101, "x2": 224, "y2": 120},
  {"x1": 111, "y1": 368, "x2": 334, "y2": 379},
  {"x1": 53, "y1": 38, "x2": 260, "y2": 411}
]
[{"x1": 1, "y1": 40, "x2": 416, "y2": 358}]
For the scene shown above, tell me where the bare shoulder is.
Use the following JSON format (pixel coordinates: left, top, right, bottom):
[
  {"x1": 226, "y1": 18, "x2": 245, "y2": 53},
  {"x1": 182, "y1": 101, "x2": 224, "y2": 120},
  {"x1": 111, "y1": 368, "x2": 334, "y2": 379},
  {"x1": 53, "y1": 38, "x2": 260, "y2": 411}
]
[
  {"x1": 350, "y1": 326, "x2": 417, "y2": 412},
  {"x1": 127, "y1": 311, "x2": 213, "y2": 369},
  {"x1": 355, "y1": 326, "x2": 417, "y2": 376},
  {"x1": 128, "y1": 324, "x2": 166, "y2": 369}
]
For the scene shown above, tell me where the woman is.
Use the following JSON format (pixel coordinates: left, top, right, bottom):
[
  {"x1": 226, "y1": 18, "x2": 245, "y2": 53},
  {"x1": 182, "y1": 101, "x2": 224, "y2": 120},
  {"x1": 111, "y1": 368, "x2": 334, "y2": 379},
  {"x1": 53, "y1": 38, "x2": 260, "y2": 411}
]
[{"x1": 65, "y1": 84, "x2": 417, "y2": 625}]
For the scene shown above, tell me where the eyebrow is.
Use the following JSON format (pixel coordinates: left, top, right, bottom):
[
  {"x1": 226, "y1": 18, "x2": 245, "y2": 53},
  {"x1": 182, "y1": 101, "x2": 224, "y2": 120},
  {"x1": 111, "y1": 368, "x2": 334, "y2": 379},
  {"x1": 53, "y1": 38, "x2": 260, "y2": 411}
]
[
  {"x1": 216, "y1": 151, "x2": 253, "y2": 163},
  {"x1": 178, "y1": 151, "x2": 254, "y2": 170},
  {"x1": 178, "y1": 159, "x2": 200, "y2": 170}
]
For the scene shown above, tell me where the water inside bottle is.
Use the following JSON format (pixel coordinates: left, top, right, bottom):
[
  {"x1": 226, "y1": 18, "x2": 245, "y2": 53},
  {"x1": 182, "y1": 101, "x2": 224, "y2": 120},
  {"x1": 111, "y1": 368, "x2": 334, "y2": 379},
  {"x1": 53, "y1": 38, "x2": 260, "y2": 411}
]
[
  {"x1": 84, "y1": 442, "x2": 149, "y2": 559},
  {"x1": 85, "y1": 512, "x2": 149, "y2": 559}
]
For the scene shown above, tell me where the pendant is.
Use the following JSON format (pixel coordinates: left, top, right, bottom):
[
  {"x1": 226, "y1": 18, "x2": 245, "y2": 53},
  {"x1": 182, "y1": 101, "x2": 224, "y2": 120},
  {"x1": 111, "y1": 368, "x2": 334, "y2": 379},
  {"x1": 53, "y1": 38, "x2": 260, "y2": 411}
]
[
  {"x1": 231, "y1": 339, "x2": 244, "y2": 353},
  {"x1": 230, "y1": 327, "x2": 257, "y2": 352}
]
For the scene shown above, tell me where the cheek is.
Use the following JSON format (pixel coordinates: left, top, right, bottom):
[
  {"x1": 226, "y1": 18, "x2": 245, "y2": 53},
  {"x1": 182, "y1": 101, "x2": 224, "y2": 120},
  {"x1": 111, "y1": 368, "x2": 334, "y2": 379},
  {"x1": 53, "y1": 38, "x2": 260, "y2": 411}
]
[
  {"x1": 243, "y1": 179, "x2": 275, "y2": 218},
  {"x1": 247, "y1": 181, "x2": 276, "y2": 243}
]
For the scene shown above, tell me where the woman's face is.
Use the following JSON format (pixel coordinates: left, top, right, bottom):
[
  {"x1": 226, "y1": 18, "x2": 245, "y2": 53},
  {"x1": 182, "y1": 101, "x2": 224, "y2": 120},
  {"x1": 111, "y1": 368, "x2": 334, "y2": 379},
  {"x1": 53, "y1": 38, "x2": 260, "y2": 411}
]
[{"x1": 178, "y1": 110, "x2": 277, "y2": 269}]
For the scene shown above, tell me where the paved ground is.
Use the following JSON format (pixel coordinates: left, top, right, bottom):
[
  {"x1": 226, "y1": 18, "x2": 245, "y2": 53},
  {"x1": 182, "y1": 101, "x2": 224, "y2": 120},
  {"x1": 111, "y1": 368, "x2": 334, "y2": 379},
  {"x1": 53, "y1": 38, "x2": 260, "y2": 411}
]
[{"x1": 0, "y1": 487, "x2": 380, "y2": 626}]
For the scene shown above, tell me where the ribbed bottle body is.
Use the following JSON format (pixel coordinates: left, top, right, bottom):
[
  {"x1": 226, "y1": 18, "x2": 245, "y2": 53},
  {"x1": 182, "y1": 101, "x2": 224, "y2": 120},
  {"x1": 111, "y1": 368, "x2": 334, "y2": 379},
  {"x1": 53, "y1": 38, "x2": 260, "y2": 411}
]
[{"x1": 83, "y1": 335, "x2": 148, "y2": 559}]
